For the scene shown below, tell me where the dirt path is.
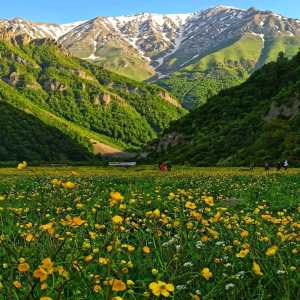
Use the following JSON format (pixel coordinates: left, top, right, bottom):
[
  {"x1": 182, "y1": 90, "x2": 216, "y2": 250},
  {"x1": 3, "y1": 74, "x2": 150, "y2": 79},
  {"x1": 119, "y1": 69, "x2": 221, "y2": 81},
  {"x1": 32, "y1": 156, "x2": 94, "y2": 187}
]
[{"x1": 90, "y1": 139, "x2": 136, "y2": 158}]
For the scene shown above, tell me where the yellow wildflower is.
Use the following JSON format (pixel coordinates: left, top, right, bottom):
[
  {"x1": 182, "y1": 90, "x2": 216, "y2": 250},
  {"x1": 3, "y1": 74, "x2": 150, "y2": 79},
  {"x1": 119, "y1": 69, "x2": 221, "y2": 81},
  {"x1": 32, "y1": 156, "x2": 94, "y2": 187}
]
[
  {"x1": 127, "y1": 280, "x2": 135, "y2": 286},
  {"x1": 99, "y1": 257, "x2": 110, "y2": 265},
  {"x1": 110, "y1": 191, "x2": 124, "y2": 201},
  {"x1": 265, "y1": 245, "x2": 278, "y2": 256},
  {"x1": 143, "y1": 246, "x2": 151, "y2": 254},
  {"x1": 185, "y1": 201, "x2": 197, "y2": 209},
  {"x1": 112, "y1": 215, "x2": 124, "y2": 224},
  {"x1": 152, "y1": 209, "x2": 161, "y2": 217},
  {"x1": 18, "y1": 262, "x2": 30, "y2": 273},
  {"x1": 71, "y1": 216, "x2": 85, "y2": 227},
  {"x1": 41, "y1": 258, "x2": 54, "y2": 274},
  {"x1": 51, "y1": 179, "x2": 62, "y2": 187},
  {"x1": 110, "y1": 279, "x2": 127, "y2": 292},
  {"x1": 93, "y1": 284, "x2": 102, "y2": 293},
  {"x1": 201, "y1": 267, "x2": 213, "y2": 280},
  {"x1": 236, "y1": 248, "x2": 250, "y2": 258},
  {"x1": 62, "y1": 181, "x2": 76, "y2": 190},
  {"x1": 252, "y1": 261, "x2": 263, "y2": 276},
  {"x1": 149, "y1": 281, "x2": 175, "y2": 297},
  {"x1": 33, "y1": 267, "x2": 48, "y2": 282},
  {"x1": 203, "y1": 196, "x2": 214, "y2": 206},
  {"x1": 240, "y1": 230, "x2": 249, "y2": 238},
  {"x1": 84, "y1": 255, "x2": 93, "y2": 263},
  {"x1": 40, "y1": 222, "x2": 55, "y2": 235},
  {"x1": 25, "y1": 233, "x2": 35, "y2": 242},
  {"x1": 13, "y1": 281, "x2": 22, "y2": 289},
  {"x1": 56, "y1": 266, "x2": 69, "y2": 279}
]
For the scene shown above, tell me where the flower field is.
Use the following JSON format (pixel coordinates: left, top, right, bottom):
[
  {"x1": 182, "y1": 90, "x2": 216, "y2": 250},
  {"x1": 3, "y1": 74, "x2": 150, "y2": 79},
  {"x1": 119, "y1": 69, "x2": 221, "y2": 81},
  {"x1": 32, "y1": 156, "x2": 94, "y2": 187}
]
[{"x1": 0, "y1": 167, "x2": 299, "y2": 300}]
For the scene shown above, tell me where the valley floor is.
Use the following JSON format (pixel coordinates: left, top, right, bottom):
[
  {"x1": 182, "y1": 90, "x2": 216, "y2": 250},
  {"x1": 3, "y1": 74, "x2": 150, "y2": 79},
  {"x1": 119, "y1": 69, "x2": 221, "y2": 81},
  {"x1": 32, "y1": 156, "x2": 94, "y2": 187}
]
[
  {"x1": 0, "y1": 165, "x2": 299, "y2": 178},
  {"x1": 0, "y1": 167, "x2": 299, "y2": 299}
]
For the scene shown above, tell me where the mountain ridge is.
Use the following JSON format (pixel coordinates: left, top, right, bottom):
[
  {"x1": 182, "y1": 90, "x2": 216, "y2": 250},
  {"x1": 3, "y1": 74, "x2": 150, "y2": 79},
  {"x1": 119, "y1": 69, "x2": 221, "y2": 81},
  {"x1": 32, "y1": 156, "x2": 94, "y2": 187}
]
[
  {"x1": 2, "y1": 6, "x2": 299, "y2": 71},
  {"x1": 1, "y1": 5, "x2": 300, "y2": 109}
]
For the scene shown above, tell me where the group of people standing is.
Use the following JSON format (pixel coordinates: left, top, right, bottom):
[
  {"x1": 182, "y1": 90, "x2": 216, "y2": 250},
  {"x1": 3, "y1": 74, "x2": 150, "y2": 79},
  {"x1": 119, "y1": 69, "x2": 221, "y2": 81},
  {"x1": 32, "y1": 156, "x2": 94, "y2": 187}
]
[{"x1": 265, "y1": 160, "x2": 289, "y2": 172}]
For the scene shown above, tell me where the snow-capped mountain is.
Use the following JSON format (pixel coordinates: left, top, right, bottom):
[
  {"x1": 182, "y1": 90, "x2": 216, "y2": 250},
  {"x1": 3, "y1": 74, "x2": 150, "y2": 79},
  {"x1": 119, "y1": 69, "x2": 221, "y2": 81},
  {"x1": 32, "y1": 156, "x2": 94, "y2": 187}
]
[
  {"x1": 0, "y1": 17, "x2": 85, "y2": 40},
  {"x1": 1, "y1": 5, "x2": 300, "y2": 80},
  {"x1": 107, "y1": 13, "x2": 190, "y2": 59},
  {"x1": 155, "y1": 6, "x2": 300, "y2": 75}
]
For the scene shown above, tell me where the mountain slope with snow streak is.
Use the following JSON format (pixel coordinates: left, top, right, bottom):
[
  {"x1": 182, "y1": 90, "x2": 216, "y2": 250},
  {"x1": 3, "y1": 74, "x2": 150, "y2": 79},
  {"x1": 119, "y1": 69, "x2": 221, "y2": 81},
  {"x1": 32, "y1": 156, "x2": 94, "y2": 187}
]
[{"x1": 1, "y1": 6, "x2": 300, "y2": 83}]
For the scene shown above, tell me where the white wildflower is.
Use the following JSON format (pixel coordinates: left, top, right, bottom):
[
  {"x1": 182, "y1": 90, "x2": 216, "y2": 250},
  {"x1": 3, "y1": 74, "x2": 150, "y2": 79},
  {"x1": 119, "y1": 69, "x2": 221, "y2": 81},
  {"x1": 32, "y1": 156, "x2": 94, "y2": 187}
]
[
  {"x1": 225, "y1": 283, "x2": 235, "y2": 290},
  {"x1": 176, "y1": 285, "x2": 187, "y2": 290},
  {"x1": 195, "y1": 241, "x2": 204, "y2": 249},
  {"x1": 183, "y1": 262, "x2": 193, "y2": 267}
]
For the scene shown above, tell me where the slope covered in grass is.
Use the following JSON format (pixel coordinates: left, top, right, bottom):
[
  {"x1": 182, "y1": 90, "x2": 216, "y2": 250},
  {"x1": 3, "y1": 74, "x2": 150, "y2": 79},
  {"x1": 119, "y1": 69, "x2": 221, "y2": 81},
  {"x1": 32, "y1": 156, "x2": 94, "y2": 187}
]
[
  {"x1": 151, "y1": 51, "x2": 300, "y2": 166},
  {"x1": 158, "y1": 34, "x2": 263, "y2": 109},
  {"x1": 0, "y1": 101, "x2": 91, "y2": 162},
  {"x1": 0, "y1": 36, "x2": 186, "y2": 161},
  {"x1": 158, "y1": 33, "x2": 300, "y2": 109}
]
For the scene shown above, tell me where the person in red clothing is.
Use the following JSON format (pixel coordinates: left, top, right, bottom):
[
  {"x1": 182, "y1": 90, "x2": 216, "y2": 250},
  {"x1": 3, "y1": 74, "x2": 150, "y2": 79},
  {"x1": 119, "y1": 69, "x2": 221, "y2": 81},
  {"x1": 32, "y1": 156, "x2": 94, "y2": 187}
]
[{"x1": 159, "y1": 162, "x2": 167, "y2": 172}]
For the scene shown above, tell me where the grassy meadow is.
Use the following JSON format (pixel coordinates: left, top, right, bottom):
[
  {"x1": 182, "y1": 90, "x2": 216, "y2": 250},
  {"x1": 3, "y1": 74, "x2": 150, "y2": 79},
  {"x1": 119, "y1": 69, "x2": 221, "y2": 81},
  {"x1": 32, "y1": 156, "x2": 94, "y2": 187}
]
[{"x1": 0, "y1": 166, "x2": 299, "y2": 299}]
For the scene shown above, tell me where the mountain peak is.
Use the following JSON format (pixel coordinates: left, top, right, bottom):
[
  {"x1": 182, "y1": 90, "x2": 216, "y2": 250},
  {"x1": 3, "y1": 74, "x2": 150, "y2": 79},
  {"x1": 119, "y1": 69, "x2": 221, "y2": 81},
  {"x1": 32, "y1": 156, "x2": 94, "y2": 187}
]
[
  {"x1": 247, "y1": 6, "x2": 259, "y2": 13},
  {"x1": 11, "y1": 17, "x2": 27, "y2": 22},
  {"x1": 213, "y1": 5, "x2": 243, "y2": 10},
  {"x1": 1, "y1": 6, "x2": 300, "y2": 84}
]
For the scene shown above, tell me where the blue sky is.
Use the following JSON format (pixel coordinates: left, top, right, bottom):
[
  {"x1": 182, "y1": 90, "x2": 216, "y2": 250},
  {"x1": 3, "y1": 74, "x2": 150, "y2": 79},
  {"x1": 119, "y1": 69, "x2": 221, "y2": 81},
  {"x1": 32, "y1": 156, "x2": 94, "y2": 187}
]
[{"x1": 2, "y1": 0, "x2": 300, "y2": 23}]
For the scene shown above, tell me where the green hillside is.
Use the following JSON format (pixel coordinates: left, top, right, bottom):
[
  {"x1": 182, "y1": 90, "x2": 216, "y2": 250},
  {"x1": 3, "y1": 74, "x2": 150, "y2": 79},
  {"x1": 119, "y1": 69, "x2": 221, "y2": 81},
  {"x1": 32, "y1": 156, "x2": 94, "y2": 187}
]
[
  {"x1": 260, "y1": 36, "x2": 300, "y2": 65},
  {"x1": 88, "y1": 44, "x2": 155, "y2": 81},
  {"x1": 158, "y1": 34, "x2": 300, "y2": 109},
  {"x1": 150, "y1": 51, "x2": 300, "y2": 166},
  {"x1": 0, "y1": 101, "x2": 90, "y2": 162},
  {"x1": 0, "y1": 79, "x2": 126, "y2": 152},
  {"x1": 0, "y1": 37, "x2": 186, "y2": 161}
]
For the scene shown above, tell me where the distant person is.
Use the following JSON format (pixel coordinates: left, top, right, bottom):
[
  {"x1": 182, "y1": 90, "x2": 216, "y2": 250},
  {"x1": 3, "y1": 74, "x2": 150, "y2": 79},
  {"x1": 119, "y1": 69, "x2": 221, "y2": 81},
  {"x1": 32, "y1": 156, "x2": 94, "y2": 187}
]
[
  {"x1": 264, "y1": 162, "x2": 270, "y2": 174},
  {"x1": 159, "y1": 162, "x2": 167, "y2": 172},
  {"x1": 276, "y1": 162, "x2": 282, "y2": 171},
  {"x1": 167, "y1": 163, "x2": 172, "y2": 172},
  {"x1": 283, "y1": 160, "x2": 289, "y2": 171}
]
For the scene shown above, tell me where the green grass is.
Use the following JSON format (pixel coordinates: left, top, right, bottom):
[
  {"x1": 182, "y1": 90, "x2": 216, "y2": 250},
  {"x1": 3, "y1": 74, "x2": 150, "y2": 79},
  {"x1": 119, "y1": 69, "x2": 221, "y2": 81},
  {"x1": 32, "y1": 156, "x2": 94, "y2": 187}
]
[
  {"x1": 91, "y1": 44, "x2": 155, "y2": 81},
  {"x1": 158, "y1": 34, "x2": 264, "y2": 108},
  {"x1": 158, "y1": 34, "x2": 300, "y2": 109},
  {"x1": 0, "y1": 167, "x2": 299, "y2": 299},
  {"x1": 264, "y1": 36, "x2": 300, "y2": 64},
  {"x1": 186, "y1": 33, "x2": 263, "y2": 73}
]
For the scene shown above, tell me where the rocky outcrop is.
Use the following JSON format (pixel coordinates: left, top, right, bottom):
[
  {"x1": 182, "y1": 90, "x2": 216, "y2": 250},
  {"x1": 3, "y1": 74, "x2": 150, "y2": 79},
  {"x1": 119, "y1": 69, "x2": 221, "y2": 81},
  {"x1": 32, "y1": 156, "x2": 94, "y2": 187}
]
[
  {"x1": 72, "y1": 69, "x2": 96, "y2": 82},
  {"x1": 101, "y1": 93, "x2": 112, "y2": 105},
  {"x1": 93, "y1": 93, "x2": 112, "y2": 106},
  {"x1": 30, "y1": 38, "x2": 70, "y2": 56},
  {"x1": 158, "y1": 91, "x2": 181, "y2": 108},
  {"x1": 43, "y1": 79, "x2": 67, "y2": 92},
  {"x1": 156, "y1": 132, "x2": 185, "y2": 152},
  {"x1": 265, "y1": 99, "x2": 300, "y2": 121},
  {"x1": 3, "y1": 72, "x2": 21, "y2": 86},
  {"x1": 0, "y1": 31, "x2": 32, "y2": 46}
]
